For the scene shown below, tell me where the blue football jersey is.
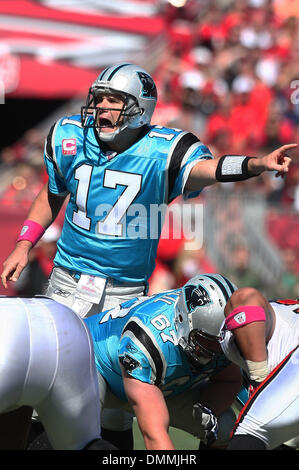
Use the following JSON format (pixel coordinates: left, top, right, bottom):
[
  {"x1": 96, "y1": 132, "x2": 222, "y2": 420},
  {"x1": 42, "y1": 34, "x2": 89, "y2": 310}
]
[
  {"x1": 84, "y1": 289, "x2": 231, "y2": 402},
  {"x1": 44, "y1": 116, "x2": 213, "y2": 283}
]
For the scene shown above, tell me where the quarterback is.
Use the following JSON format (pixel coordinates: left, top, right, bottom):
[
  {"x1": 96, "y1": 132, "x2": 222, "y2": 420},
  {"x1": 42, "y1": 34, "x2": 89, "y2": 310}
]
[{"x1": 1, "y1": 63, "x2": 296, "y2": 308}]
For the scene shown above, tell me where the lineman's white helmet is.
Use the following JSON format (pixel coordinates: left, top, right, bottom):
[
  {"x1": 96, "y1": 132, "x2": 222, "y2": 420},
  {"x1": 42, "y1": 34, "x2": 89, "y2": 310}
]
[{"x1": 174, "y1": 274, "x2": 237, "y2": 367}]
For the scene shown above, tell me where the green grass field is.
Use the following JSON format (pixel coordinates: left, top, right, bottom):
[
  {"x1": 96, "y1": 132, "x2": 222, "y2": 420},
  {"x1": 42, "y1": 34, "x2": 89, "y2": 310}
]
[
  {"x1": 132, "y1": 404, "x2": 243, "y2": 450},
  {"x1": 133, "y1": 418, "x2": 199, "y2": 450},
  {"x1": 133, "y1": 416, "x2": 299, "y2": 451}
]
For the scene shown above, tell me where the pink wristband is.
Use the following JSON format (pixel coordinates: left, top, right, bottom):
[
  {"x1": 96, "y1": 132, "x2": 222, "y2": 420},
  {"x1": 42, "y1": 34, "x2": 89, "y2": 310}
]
[
  {"x1": 17, "y1": 220, "x2": 45, "y2": 246},
  {"x1": 225, "y1": 305, "x2": 266, "y2": 330}
]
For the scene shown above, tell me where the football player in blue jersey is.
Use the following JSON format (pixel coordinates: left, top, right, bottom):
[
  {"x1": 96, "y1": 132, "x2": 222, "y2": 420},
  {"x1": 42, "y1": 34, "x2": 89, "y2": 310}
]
[
  {"x1": 92, "y1": 273, "x2": 242, "y2": 450},
  {"x1": 1, "y1": 64, "x2": 297, "y2": 447},
  {"x1": 0, "y1": 274, "x2": 241, "y2": 450}
]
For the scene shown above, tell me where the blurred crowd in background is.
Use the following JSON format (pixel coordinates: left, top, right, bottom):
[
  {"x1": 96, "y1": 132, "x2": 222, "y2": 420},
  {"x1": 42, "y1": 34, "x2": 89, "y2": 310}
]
[{"x1": 0, "y1": 0, "x2": 299, "y2": 299}]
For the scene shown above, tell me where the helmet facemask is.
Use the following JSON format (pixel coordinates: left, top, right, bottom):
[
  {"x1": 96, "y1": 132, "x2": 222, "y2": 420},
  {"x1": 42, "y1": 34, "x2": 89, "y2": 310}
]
[
  {"x1": 187, "y1": 329, "x2": 222, "y2": 366},
  {"x1": 177, "y1": 323, "x2": 222, "y2": 368},
  {"x1": 81, "y1": 86, "x2": 143, "y2": 142}
]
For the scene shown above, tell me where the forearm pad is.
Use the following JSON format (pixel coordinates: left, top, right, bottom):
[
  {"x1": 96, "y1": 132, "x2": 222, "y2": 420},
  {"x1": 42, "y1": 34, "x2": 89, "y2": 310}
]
[
  {"x1": 246, "y1": 359, "x2": 269, "y2": 383},
  {"x1": 216, "y1": 155, "x2": 254, "y2": 182}
]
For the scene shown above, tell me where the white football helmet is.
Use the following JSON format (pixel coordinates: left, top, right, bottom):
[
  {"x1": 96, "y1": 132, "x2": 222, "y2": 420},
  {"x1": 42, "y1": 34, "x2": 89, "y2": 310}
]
[
  {"x1": 174, "y1": 274, "x2": 237, "y2": 368},
  {"x1": 81, "y1": 63, "x2": 157, "y2": 144}
]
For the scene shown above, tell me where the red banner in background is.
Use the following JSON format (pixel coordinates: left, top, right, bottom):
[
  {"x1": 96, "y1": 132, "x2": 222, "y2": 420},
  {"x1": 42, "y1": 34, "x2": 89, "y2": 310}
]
[
  {"x1": 0, "y1": 0, "x2": 164, "y2": 98},
  {"x1": 9, "y1": 56, "x2": 97, "y2": 98}
]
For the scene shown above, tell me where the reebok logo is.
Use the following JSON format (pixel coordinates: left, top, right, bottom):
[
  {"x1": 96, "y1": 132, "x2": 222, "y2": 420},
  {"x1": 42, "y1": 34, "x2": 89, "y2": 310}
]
[{"x1": 53, "y1": 288, "x2": 71, "y2": 297}]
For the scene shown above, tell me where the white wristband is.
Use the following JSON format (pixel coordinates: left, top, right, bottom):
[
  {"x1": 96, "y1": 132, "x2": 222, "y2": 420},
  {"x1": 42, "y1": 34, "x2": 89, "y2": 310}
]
[{"x1": 246, "y1": 359, "x2": 269, "y2": 383}]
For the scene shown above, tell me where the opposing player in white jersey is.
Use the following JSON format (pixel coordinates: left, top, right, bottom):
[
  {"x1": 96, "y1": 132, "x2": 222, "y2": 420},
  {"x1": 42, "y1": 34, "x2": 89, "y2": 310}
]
[
  {"x1": 220, "y1": 287, "x2": 299, "y2": 450},
  {"x1": 0, "y1": 296, "x2": 118, "y2": 450},
  {"x1": 1, "y1": 64, "x2": 296, "y2": 446}
]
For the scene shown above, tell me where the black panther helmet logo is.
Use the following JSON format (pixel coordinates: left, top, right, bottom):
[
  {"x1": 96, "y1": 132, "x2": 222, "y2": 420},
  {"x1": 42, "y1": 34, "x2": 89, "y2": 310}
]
[
  {"x1": 136, "y1": 71, "x2": 157, "y2": 99},
  {"x1": 184, "y1": 284, "x2": 211, "y2": 312}
]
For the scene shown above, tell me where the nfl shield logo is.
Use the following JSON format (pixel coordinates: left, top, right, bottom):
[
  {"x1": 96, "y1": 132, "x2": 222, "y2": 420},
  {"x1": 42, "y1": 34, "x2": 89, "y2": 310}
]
[
  {"x1": 234, "y1": 312, "x2": 246, "y2": 324},
  {"x1": 62, "y1": 138, "x2": 77, "y2": 155}
]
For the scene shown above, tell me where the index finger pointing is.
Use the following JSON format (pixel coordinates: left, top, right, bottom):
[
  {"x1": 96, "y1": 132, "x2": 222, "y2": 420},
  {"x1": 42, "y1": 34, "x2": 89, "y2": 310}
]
[
  {"x1": 1, "y1": 274, "x2": 7, "y2": 289},
  {"x1": 279, "y1": 143, "x2": 298, "y2": 152}
]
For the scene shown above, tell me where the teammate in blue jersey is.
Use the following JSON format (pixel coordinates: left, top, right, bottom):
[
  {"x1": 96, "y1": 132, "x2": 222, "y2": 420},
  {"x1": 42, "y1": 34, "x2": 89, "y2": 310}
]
[
  {"x1": 87, "y1": 274, "x2": 235, "y2": 401},
  {"x1": 84, "y1": 273, "x2": 242, "y2": 450},
  {"x1": 1, "y1": 64, "x2": 297, "y2": 447},
  {"x1": 0, "y1": 274, "x2": 241, "y2": 450}
]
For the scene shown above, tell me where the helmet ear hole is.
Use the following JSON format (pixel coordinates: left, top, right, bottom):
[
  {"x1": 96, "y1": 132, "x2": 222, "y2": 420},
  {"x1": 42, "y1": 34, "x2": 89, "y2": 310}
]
[{"x1": 139, "y1": 108, "x2": 145, "y2": 125}]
